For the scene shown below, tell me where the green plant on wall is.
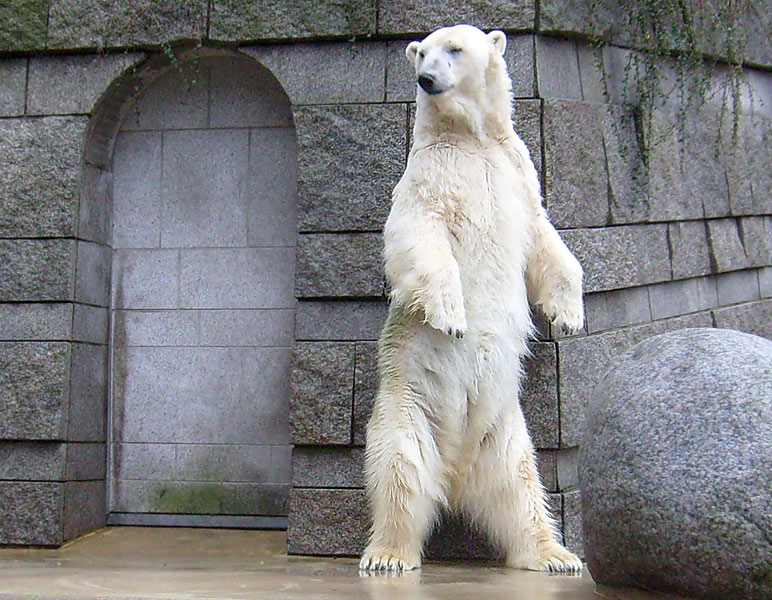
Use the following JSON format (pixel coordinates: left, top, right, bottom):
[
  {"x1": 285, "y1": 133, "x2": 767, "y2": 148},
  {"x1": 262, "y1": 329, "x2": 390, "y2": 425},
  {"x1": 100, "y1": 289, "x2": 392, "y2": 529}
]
[{"x1": 586, "y1": 0, "x2": 766, "y2": 161}]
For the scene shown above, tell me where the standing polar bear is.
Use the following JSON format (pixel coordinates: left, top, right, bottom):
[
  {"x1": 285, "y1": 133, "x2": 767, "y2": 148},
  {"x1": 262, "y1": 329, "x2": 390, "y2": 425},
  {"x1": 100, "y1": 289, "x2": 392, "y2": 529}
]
[{"x1": 359, "y1": 25, "x2": 585, "y2": 573}]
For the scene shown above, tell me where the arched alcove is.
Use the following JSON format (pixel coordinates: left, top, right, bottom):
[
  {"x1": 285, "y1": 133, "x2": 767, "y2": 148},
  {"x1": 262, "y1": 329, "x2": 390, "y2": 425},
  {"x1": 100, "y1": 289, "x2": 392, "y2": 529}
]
[{"x1": 84, "y1": 49, "x2": 297, "y2": 528}]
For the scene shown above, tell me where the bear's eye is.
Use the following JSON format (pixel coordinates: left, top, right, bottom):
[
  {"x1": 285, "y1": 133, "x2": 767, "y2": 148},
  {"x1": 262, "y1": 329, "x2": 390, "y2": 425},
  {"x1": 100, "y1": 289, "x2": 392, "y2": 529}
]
[
  {"x1": 449, "y1": 46, "x2": 463, "y2": 54},
  {"x1": 418, "y1": 50, "x2": 425, "y2": 59}
]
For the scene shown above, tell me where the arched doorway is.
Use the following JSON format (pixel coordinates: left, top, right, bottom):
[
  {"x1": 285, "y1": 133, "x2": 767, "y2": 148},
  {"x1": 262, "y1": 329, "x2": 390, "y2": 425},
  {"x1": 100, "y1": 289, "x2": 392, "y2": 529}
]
[{"x1": 107, "y1": 53, "x2": 296, "y2": 527}]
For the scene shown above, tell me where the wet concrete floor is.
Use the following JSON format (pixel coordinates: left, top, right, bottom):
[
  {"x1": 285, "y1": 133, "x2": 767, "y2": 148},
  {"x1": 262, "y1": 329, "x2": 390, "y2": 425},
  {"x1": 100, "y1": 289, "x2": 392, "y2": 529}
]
[{"x1": 0, "y1": 527, "x2": 683, "y2": 600}]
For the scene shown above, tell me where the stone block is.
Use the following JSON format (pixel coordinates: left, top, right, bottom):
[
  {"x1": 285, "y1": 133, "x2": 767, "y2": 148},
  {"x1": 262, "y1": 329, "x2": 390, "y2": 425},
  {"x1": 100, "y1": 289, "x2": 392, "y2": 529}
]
[
  {"x1": 0, "y1": 58, "x2": 27, "y2": 116},
  {"x1": 296, "y1": 233, "x2": 384, "y2": 298},
  {"x1": 562, "y1": 224, "x2": 671, "y2": 293},
  {"x1": 114, "y1": 346, "x2": 290, "y2": 445},
  {"x1": 247, "y1": 127, "x2": 297, "y2": 248},
  {"x1": 0, "y1": 482, "x2": 63, "y2": 546},
  {"x1": 0, "y1": 239, "x2": 76, "y2": 302},
  {"x1": 378, "y1": 0, "x2": 535, "y2": 35},
  {"x1": 386, "y1": 40, "x2": 419, "y2": 102},
  {"x1": 0, "y1": 303, "x2": 73, "y2": 341},
  {"x1": 241, "y1": 42, "x2": 387, "y2": 105},
  {"x1": 68, "y1": 343, "x2": 108, "y2": 442},
  {"x1": 734, "y1": 114, "x2": 772, "y2": 215},
  {"x1": 539, "y1": 0, "x2": 627, "y2": 43},
  {"x1": 741, "y1": 216, "x2": 772, "y2": 269},
  {"x1": 78, "y1": 165, "x2": 113, "y2": 245},
  {"x1": 513, "y1": 99, "x2": 542, "y2": 176},
  {"x1": 111, "y1": 131, "x2": 162, "y2": 249},
  {"x1": 180, "y1": 247, "x2": 296, "y2": 309},
  {"x1": 72, "y1": 304, "x2": 109, "y2": 345},
  {"x1": 543, "y1": 100, "x2": 608, "y2": 227},
  {"x1": 173, "y1": 444, "x2": 291, "y2": 483},
  {"x1": 556, "y1": 447, "x2": 580, "y2": 491},
  {"x1": 537, "y1": 449, "x2": 557, "y2": 492},
  {"x1": 112, "y1": 480, "x2": 288, "y2": 516},
  {"x1": 27, "y1": 53, "x2": 140, "y2": 115},
  {"x1": 65, "y1": 443, "x2": 106, "y2": 480},
  {"x1": 716, "y1": 270, "x2": 761, "y2": 307},
  {"x1": 649, "y1": 277, "x2": 719, "y2": 321},
  {"x1": 295, "y1": 104, "x2": 405, "y2": 232},
  {"x1": 353, "y1": 341, "x2": 379, "y2": 446},
  {"x1": 521, "y1": 341, "x2": 559, "y2": 448},
  {"x1": 288, "y1": 488, "x2": 368, "y2": 555},
  {"x1": 707, "y1": 218, "x2": 752, "y2": 273},
  {"x1": 0, "y1": 442, "x2": 66, "y2": 480},
  {"x1": 63, "y1": 481, "x2": 105, "y2": 541},
  {"x1": 113, "y1": 308, "x2": 197, "y2": 348},
  {"x1": 557, "y1": 312, "x2": 713, "y2": 447},
  {"x1": 199, "y1": 309, "x2": 295, "y2": 347},
  {"x1": 760, "y1": 267, "x2": 772, "y2": 298},
  {"x1": 743, "y1": 4, "x2": 772, "y2": 68},
  {"x1": 0, "y1": 342, "x2": 71, "y2": 440},
  {"x1": 562, "y1": 489, "x2": 583, "y2": 557},
  {"x1": 210, "y1": 57, "x2": 294, "y2": 129},
  {"x1": 669, "y1": 221, "x2": 712, "y2": 280},
  {"x1": 160, "y1": 129, "x2": 250, "y2": 248},
  {"x1": 713, "y1": 299, "x2": 772, "y2": 341},
  {"x1": 0, "y1": 0, "x2": 47, "y2": 51},
  {"x1": 0, "y1": 117, "x2": 86, "y2": 237},
  {"x1": 576, "y1": 43, "x2": 606, "y2": 103},
  {"x1": 112, "y1": 443, "x2": 176, "y2": 481},
  {"x1": 295, "y1": 300, "x2": 387, "y2": 341},
  {"x1": 46, "y1": 0, "x2": 207, "y2": 50},
  {"x1": 290, "y1": 343, "x2": 354, "y2": 445},
  {"x1": 75, "y1": 242, "x2": 111, "y2": 307},
  {"x1": 505, "y1": 34, "x2": 536, "y2": 98},
  {"x1": 535, "y1": 37, "x2": 582, "y2": 100},
  {"x1": 584, "y1": 286, "x2": 652, "y2": 334},
  {"x1": 292, "y1": 446, "x2": 365, "y2": 488},
  {"x1": 210, "y1": 0, "x2": 376, "y2": 41}
]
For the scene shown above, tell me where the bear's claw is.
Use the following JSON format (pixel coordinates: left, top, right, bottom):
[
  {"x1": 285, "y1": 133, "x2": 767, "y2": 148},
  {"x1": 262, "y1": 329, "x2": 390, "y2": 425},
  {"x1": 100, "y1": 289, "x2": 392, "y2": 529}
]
[{"x1": 359, "y1": 551, "x2": 419, "y2": 572}]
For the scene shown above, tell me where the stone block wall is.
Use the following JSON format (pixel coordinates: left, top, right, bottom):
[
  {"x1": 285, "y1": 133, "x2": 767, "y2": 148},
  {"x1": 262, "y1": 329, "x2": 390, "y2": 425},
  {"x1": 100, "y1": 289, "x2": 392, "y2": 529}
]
[{"x1": 1, "y1": 0, "x2": 770, "y2": 555}]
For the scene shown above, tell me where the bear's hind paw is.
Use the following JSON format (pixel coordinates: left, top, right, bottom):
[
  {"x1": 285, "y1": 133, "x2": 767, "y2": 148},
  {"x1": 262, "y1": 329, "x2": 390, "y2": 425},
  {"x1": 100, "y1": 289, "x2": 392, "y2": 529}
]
[
  {"x1": 536, "y1": 545, "x2": 583, "y2": 573},
  {"x1": 359, "y1": 550, "x2": 420, "y2": 572}
]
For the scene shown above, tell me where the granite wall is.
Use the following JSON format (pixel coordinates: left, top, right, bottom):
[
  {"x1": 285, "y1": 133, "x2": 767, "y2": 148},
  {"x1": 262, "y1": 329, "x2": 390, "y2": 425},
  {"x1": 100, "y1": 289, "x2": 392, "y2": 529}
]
[{"x1": 1, "y1": 1, "x2": 770, "y2": 555}]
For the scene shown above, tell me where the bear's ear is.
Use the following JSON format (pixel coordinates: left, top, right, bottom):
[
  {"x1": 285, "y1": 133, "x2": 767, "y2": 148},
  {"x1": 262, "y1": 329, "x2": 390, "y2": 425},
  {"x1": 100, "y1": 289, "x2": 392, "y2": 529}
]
[
  {"x1": 487, "y1": 30, "x2": 506, "y2": 56},
  {"x1": 405, "y1": 41, "x2": 420, "y2": 63}
]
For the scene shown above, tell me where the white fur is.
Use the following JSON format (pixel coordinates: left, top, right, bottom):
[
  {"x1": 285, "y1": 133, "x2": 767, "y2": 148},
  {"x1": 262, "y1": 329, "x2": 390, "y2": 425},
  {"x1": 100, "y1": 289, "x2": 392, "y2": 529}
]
[{"x1": 360, "y1": 25, "x2": 584, "y2": 573}]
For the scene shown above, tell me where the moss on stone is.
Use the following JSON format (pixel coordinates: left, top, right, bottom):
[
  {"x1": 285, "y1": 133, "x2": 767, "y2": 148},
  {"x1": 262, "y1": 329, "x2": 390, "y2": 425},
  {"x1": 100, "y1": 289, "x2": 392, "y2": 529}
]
[{"x1": 0, "y1": 0, "x2": 48, "y2": 51}]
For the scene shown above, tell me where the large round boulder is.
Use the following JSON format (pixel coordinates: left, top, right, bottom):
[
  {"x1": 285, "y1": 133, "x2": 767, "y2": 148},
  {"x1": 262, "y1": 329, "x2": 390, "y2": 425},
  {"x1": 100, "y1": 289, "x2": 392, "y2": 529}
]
[{"x1": 580, "y1": 328, "x2": 772, "y2": 600}]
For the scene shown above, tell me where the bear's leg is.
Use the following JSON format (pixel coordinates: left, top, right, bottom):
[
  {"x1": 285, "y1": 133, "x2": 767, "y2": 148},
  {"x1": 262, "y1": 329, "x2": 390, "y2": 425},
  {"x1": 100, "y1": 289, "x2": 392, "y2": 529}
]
[
  {"x1": 455, "y1": 408, "x2": 582, "y2": 572},
  {"x1": 359, "y1": 390, "x2": 444, "y2": 572}
]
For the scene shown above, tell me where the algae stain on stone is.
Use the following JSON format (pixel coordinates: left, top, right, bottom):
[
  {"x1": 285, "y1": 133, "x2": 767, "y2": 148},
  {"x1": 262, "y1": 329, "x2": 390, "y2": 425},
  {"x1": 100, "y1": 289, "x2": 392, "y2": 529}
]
[{"x1": 155, "y1": 483, "x2": 226, "y2": 514}]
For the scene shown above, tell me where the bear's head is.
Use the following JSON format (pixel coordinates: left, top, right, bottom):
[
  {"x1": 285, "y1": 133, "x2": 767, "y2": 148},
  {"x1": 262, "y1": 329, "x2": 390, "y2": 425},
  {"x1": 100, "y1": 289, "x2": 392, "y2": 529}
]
[{"x1": 405, "y1": 24, "x2": 511, "y2": 138}]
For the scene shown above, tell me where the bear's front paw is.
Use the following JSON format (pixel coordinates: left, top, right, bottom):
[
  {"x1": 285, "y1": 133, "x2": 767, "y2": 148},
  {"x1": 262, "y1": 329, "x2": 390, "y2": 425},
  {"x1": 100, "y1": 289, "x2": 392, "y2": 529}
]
[
  {"x1": 359, "y1": 550, "x2": 420, "y2": 572},
  {"x1": 549, "y1": 303, "x2": 584, "y2": 335},
  {"x1": 536, "y1": 543, "x2": 583, "y2": 573},
  {"x1": 424, "y1": 290, "x2": 467, "y2": 339}
]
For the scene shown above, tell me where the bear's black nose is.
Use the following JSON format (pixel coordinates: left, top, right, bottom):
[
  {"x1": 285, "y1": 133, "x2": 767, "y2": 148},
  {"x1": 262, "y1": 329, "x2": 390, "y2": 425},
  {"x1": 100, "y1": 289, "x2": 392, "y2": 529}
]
[{"x1": 418, "y1": 74, "x2": 436, "y2": 93}]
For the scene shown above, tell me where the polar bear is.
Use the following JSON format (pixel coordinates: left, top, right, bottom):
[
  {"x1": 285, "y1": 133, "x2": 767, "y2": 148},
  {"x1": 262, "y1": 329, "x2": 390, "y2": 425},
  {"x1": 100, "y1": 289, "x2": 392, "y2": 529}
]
[{"x1": 358, "y1": 25, "x2": 585, "y2": 573}]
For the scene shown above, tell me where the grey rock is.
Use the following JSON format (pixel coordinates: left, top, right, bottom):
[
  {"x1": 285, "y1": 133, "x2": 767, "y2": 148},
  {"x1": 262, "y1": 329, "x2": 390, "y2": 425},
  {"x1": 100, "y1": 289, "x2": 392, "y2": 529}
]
[
  {"x1": 241, "y1": 43, "x2": 387, "y2": 105},
  {"x1": 760, "y1": 267, "x2": 772, "y2": 298},
  {"x1": 737, "y1": 114, "x2": 772, "y2": 215},
  {"x1": 648, "y1": 277, "x2": 718, "y2": 321},
  {"x1": 78, "y1": 165, "x2": 113, "y2": 245},
  {"x1": 289, "y1": 343, "x2": 354, "y2": 445},
  {"x1": 535, "y1": 37, "x2": 582, "y2": 100},
  {"x1": 741, "y1": 216, "x2": 772, "y2": 269},
  {"x1": 65, "y1": 443, "x2": 106, "y2": 480},
  {"x1": 0, "y1": 0, "x2": 47, "y2": 51},
  {"x1": 506, "y1": 34, "x2": 536, "y2": 98},
  {"x1": 743, "y1": 5, "x2": 772, "y2": 68},
  {"x1": 0, "y1": 482, "x2": 63, "y2": 546},
  {"x1": 556, "y1": 447, "x2": 579, "y2": 491},
  {"x1": 27, "y1": 54, "x2": 140, "y2": 115},
  {"x1": 353, "y1": 341, "x2": 379, "y2": 446},
  {"x1": 562, "y1": 489, "x2": 583, "y2": 557},
  {"x1": 75, "y1": 242, "x2": 111, "y2": 307},
  {"x1": 512, "y1": 99, "x2": 542, "y2": 178},
  {"x1": 602, "y1": 104, "x2": 647, "y2": 225},
  {"x1": 295, "y1": 300, "x2": 388, "y2": 341},
  {"x1": 576, "y1": 43, "x2": 606, "y2": 103},
  {"x1": 0, "y1": 303, "x2": 73, "y2": 341},
  {"x1": 0, "y1": 342, "x2": 71, "y2": 440},
  {"x1": 67, "y1": 343, "x2": 108, "y2": 442},
  {"x1": 378, "y1": 0, "x2": 535, "y2": 35},
  {"x1": 295, "y1": 104, "x2": 405, "y2": 233},
  {"x1": 63, "y1": 481, "x2": 105, "y2": 541},
  {"x1": 0, "y1": 117, "x2": 86, "y2": 237},
  {"x1": 296, "y1": 233, "x2": 384, "y2": 298},
  {"x1": 72, "y1": 304, "x2": 109, "y2": 345},
  {"x1": 537, "y1": 450, "x2": 557, "y2": 492},
  {"x1": 539, "y1": 0, "x2": 627, "y2": 43},
  {"x1": 713, "y1": 298, "x2": 772, "y2": 341},
  {"x1": 558, "y1": 312, "x2": 713, "y2": 447},
  {"x1": 707, "y1": 218, "x2": 752, "y2": 273},
  {"x1": 0, "y1": 442, "x2": 66, "y2": 480},
  {"x1": 581, "y1": 328, "x2": 772, "y2": 599},
  {"x1": 562, "y1": 224, "x2": 671, "y2": 293},
  {"x1": 669, "y1": 221, "x2": 712, "y2": 280},
  {"x1": 716, "y1": 270, "x2": 761, "y2": 306},
  {"x1": 0, "y1": 58, "x2": 27, "y2": 116},
  {"x1": 521, "y1": 341, "x2": 559, "y2": 448},
  {"x1": 210, "y1": 0, "x2": 375, "y2": 41},
  {"x1": 288, "y1": 488, "x2": 369, "y2": 555},
  {"x1": 543, "y1": 100, "x2": 609, "y2": 228},
  {"x1": 292, "y1": 446, "x2": 365, "y2": 488},
  {"x1": 46, "y1": 0, "x2": 207, "y2": 50},
  {"x1": 584, "y1": 286, "x2": 652, "y2": 334}
]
